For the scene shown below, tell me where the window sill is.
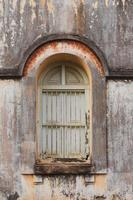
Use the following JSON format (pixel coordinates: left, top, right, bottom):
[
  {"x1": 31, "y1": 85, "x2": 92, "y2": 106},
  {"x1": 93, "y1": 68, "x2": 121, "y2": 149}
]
[{"x1": 34, "y1": 160, "x2": 95, "y2": 175}]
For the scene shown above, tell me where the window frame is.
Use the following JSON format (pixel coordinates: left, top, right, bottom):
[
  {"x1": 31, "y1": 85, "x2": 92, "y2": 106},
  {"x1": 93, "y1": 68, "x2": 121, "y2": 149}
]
[
  {"x1": 40, "y1": 62, "x2": 90, "y2": 160},
  {"x1": 35, "y1": 61, "x2": 93, "y2": 174},
  {"x1": 20, "y1": 39, "x2": 108, "y2": 176}
]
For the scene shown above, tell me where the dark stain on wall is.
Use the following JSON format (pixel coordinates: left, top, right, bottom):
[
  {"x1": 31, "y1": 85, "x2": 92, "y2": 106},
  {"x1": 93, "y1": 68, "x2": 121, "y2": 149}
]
[{"x1": 8, "y1": 192, "x2": 19, "y2": 200}]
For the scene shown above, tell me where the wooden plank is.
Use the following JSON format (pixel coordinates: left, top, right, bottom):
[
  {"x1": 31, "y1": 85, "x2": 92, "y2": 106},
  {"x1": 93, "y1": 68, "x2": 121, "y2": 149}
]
[{"x1": 34, "y1": 163, "x2": 93, "y2": 175}]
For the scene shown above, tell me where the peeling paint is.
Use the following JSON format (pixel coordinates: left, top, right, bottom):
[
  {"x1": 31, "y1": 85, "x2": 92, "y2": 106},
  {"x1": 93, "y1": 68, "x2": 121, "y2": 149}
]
[
  {"x1": 105, "y1": 0, "x2": 109, "y2": 7},
  {"x1": 0, "y1": 1, "x2": 133, "y2": 200},
  {"x1": 0, "y1": 0, "x2": 133, "y2": 70},
  {"x1": 20, "y1": 0, "x2": 27, "y2": 15},
  {"x1": 47, "y1": 0, "x2": 54, "y2": 13},
  {"x1": 30, "y1": 0, "x2": 36, "y2": 8},
  {"x1": 92, "y1": 0, "x2": 98, "y2": 9},
  {"x1": 121, "y1": 0, "x2": 126, "y2": 7},
  {"x1": 0, "y1": 79, "x2": 132, "y2": 199},
  {"x1": 23, "y1": 40, "x2": 104, "y2": 76},
  {"x1": 40, "y1": 0, "x2": 46, "y2": 7}
]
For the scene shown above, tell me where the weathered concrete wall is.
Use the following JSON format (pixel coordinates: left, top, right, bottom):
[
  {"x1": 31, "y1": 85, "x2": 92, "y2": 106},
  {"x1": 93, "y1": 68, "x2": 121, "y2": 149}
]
[
  {"x1": 0, "y1": 80, "x2": 132, "y2": 200},
  {"x1": 107, "y1": 80, "x2": 133, "y2": 200},
  {"x1": 0, "y1": 0, "x2": 133, "y2": 200},
  {"x1": 0, "y1": 80, "x2": 21, "y2": 199},
  {"x1": 0, "y1": 0, "x2": 133, "y2": 72}
]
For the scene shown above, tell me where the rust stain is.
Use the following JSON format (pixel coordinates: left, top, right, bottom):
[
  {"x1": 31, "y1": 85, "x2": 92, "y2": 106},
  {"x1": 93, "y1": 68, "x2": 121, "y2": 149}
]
[
  {"x1": 40, "y1": 0, "x2": 46, "y2": 7},
  {"x1": 23, "y1": 41, "x2": 58, "y2": 76},
  {"x1": 94, "y1": 175, "x2": 107, "y2": 191},
  {"x1": 23, "y1": 40, "x2": 104, "y2": 76},
  {"x1": 30, "y1": 0, "x2": 36, "y2": 7},
  {"x1": 21, "y1": 175, "x2": 35, "y2": 200},
  {"x1": 47, "y1": 0, "x2": 54, "y2": 13},
  {"x1": 23, "y1": 47, "x2": 44, "y2": 76},
  {"x1": 67, "y1": 40, "x2": 104, "y2": 75}
]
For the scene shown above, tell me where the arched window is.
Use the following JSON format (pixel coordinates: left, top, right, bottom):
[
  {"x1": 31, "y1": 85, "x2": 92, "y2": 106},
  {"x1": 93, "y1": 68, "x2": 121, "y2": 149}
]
[
  {"x1": 39, "y1": 62, "x2": 90, "y2": 161},
  {"x1": 24, "y1": 39, "x2": 108, "y2": 175}
]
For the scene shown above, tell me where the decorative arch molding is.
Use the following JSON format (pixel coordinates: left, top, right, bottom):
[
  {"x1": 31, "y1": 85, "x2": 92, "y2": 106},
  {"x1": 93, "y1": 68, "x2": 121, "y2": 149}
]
[
  {"x1": 22, "y1": 35, "x2": 109, "y2": 77},
  {"x1": 0, "y1": 34, "x2": 109, "y2": 78},
  {"x1": 23, "y1": 42, "x2": 108, "y2": 82}
]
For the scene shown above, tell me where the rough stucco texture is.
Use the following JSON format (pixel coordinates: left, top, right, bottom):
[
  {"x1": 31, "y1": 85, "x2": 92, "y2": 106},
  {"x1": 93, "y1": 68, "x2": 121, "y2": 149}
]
[
  {"x1": 0, "y1": 80, "x2": 133, "y2": 199},
  {"x1": 0, "y1": 0, "x2": 133, "y2": 200},
  {"x1": 107, "y1": 80, "x2": 133, "y2": 200},
  {"x1": 0, "y1": 0, "x2": 133, "y2": 72}
]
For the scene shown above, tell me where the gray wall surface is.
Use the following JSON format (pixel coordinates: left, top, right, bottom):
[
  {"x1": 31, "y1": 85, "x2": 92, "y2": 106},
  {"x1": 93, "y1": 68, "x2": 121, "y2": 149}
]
[
  {"x1": 0, "y1": 0, "x2": 133, "y2": 72},
  {"x1": 0, "y1": 0, "x2": 133, "y2": 200}
]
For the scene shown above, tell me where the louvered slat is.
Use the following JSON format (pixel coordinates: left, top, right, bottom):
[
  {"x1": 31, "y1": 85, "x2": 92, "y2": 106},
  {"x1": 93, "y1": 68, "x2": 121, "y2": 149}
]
[{"x1": 41, "y1": 90, "x2": 86, "y2": 159}]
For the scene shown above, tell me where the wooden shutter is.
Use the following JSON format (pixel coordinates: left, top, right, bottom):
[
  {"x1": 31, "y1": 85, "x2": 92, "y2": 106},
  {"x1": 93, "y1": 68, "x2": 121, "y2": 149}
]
[{"x1": 40, "y1": 63, "x2": 89, "y2": 160}]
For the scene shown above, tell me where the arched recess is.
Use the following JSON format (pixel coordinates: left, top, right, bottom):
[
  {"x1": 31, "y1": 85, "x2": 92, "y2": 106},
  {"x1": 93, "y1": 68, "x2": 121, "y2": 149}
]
[
  {"x1": 22, "y1": 38, "x2": 107, "y2": 174},
  {"x1": 23, "y1": 35, "x2": 109, "y2": 77}
]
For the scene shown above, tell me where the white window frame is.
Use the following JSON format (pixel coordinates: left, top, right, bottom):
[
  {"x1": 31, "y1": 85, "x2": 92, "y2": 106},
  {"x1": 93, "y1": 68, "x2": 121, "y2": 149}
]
[{"x1": 37, "y1": 62, "x2": 91, "y2": 164}]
